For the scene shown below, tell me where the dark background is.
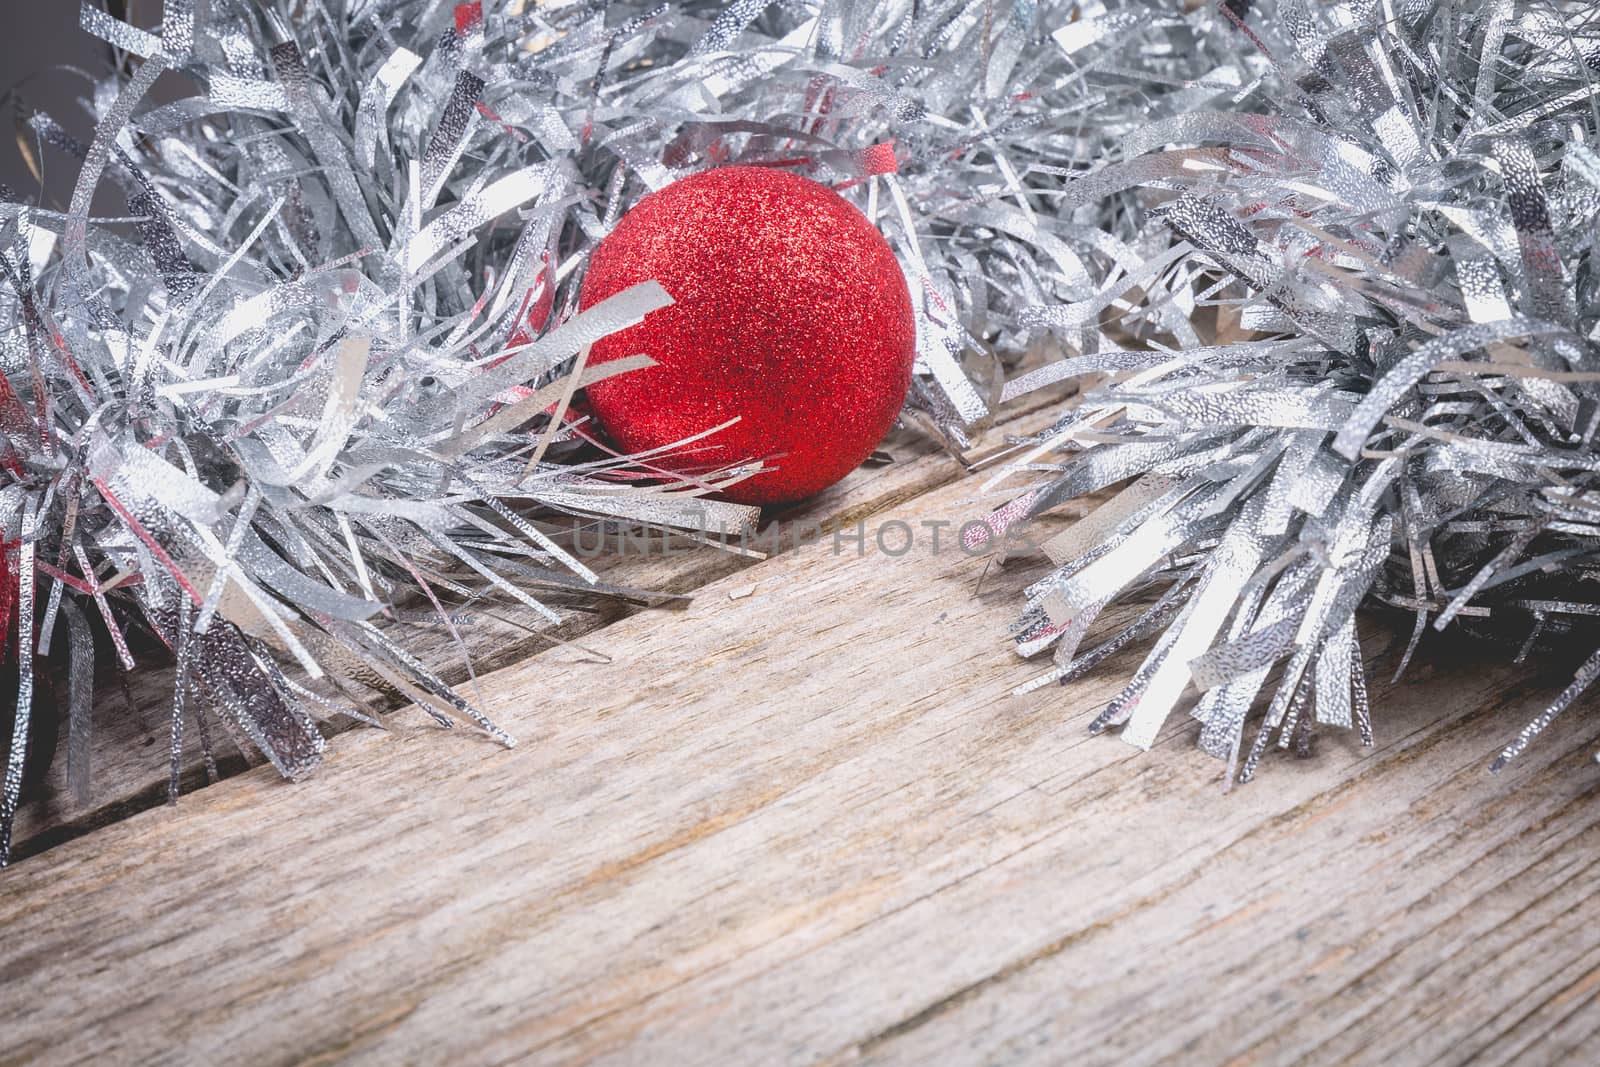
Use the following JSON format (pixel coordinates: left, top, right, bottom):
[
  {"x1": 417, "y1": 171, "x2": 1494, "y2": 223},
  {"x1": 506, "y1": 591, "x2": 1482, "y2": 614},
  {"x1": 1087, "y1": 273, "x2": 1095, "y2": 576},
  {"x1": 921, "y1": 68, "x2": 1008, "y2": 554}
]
[{"x1": 1, "y1": 1, "x2": 159, "y2": 203}]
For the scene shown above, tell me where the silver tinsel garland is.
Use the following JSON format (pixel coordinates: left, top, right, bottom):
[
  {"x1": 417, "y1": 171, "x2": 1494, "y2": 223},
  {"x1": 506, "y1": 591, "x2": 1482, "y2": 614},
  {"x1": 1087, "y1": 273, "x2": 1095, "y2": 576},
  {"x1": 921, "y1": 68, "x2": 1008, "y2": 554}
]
[
  {"x1": 3, "y1": 0, "x2": 1597, "y2": 864},
  {"x1": 971, "y1": 0, "x2": 1600, "y2": 779},
  {"x1": 0, "y1": 0, "x2": 1098, "y2": 861},
  {"x1": 2, "y1": 0, "x2": 822, "y2": 862}
]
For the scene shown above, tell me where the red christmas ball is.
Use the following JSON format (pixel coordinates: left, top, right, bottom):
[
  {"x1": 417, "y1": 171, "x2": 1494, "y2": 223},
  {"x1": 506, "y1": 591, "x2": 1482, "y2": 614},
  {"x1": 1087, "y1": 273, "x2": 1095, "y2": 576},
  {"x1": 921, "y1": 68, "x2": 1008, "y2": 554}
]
[{"x1": 579, "y1": 166, "x2": 916, "y2": 505}]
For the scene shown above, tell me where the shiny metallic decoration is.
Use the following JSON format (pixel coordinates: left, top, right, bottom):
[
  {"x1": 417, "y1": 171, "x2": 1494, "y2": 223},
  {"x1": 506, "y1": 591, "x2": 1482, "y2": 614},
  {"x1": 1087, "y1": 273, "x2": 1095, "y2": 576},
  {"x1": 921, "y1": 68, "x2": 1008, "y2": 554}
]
[
  {"x1": 980, "y1": 0, "x2": 1600, "y2": 779},
  {"x1": 0, "y1": 0, "x2": 1104, "y2": 860},
  {"x1": 5, "y1": 0, "x2": 1590, "y2": 865},
  {"x1": 2, "y1": 0, "x2": 918, "y2": 860}
]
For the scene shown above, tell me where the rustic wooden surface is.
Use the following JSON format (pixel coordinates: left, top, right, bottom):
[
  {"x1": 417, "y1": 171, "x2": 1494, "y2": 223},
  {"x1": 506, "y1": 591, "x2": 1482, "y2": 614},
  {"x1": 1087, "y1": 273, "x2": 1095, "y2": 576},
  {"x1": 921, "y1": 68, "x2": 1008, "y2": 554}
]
[
  {"x1": 5, "y1": 395, "x2": 1061, "y2": 861},
  {"x1": 4, "y1": 433, "x2": 1600, "y2": 1065}
]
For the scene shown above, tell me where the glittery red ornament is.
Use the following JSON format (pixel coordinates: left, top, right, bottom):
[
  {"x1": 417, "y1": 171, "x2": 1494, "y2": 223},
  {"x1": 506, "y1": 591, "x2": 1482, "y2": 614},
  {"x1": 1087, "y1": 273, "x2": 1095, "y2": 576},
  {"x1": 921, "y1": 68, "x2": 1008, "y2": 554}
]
[{"x1": 579, "y1": 166, "x2": 916, "y2": 505}]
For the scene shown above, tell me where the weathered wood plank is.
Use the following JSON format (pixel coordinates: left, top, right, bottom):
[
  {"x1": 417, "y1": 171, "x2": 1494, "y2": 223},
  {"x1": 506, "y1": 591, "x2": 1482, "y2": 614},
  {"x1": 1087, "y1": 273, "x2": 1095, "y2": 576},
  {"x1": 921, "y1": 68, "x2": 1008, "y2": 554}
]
[
  {"x1": 5, "y1": 395, "x2": 1065, "y2": 861},
  {"x1": 1, "y1": 467, "x2": 1595, "y2": 1067}
]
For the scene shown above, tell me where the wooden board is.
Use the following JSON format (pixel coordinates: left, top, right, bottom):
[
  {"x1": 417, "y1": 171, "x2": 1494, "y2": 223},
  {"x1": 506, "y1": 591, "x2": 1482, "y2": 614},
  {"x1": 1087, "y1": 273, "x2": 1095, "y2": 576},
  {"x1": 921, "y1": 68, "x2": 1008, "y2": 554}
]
[
  {"x1": 3, "y1": 462, "x2": 1599, "y2": 1066},
  {"x1": 5, "y1": 395, "x2": 1064, "y2": 862}
]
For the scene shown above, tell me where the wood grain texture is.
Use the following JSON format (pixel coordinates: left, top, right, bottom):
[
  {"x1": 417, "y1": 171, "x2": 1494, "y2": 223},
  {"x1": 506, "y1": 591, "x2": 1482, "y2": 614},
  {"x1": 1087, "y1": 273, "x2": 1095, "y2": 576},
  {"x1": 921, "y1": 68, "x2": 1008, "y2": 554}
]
[
  {"x1": 2, "y1": 467, "x2": 1597, "y2": 1067},
  {"x1": 6, "y1": 397, "x2": 1064, "y2": 862}
]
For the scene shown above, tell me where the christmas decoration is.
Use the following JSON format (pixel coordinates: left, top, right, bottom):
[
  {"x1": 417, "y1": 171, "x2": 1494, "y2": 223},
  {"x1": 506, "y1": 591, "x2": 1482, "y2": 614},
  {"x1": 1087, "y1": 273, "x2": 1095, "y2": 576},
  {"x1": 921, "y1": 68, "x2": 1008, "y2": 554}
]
[
  {"x1": 0, "y1": 0, "x2": 1082, "y2": 862},
  {"x1": 970, "y1": 0, "x2": 1600, "y2": 779},
  {"x1": 6, "y1": 0, "x2": 1596, "y2": 872},
  {"x1": 0, "y1": 546, "x2": 55, "y2": 808},
  {"x1": 581, "y1": 166, "x2": 916, "y2": 505}
]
